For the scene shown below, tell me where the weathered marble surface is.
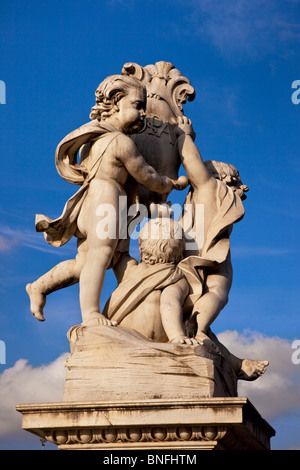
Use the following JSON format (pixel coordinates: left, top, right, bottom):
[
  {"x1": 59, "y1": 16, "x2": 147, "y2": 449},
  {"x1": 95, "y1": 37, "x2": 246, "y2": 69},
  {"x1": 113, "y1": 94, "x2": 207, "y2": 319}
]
[
  {"x1": 20, "y1": 61, "x2": 273, "y2": 450},
  {"x1": 16, "y1": 397, "x2": 275, "y2": 450},
  {"x1": 63, "y1": 325, "x2": 238, "y2": 403}
]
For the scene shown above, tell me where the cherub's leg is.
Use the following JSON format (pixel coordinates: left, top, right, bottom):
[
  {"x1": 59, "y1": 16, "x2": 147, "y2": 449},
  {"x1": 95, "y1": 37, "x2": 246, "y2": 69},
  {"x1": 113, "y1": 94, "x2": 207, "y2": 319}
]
[
  {"x1": 194, "y1": 259, "x2": 232, "y2": 336},
  {"x1": 77, "y1": 179, "x2": 121, "y2": 326},
  {"x1": 160, "y1": 279, "x2": 199, "y2": 345},
  {"x1": 79, "y1": 239, "x2": 118, "y2": 325},
  {"x1": 207, "y1": 329, "x2": 269, "y2": 380},
  {"x1": 26, "y1": 247, "x2": 86, "y2": 321}
]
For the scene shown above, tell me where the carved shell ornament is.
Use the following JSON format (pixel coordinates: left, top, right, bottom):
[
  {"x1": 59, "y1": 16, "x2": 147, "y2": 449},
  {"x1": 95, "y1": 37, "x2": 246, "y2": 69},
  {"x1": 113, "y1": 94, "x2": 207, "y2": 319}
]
[{"x1": 121, "y1": 61, "x2": 196, "y2": 119}]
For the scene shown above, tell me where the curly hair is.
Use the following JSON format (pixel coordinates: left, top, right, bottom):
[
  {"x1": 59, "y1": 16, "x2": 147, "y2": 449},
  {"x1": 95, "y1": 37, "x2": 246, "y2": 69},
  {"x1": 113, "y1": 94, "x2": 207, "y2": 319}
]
[
  {"x1": 90, "y1": 74, "x2": 146, "y2": 121},
  {"x1": 204, "y1": 160, "x2": 249, "y2": 199},
  {"x1": 138, "y1": 218, "x2": 185, "y2": 265}
]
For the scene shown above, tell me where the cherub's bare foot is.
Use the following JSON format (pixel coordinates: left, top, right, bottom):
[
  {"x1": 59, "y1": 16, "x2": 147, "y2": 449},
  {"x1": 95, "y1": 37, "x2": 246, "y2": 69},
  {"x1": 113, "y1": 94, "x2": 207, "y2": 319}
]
[
  {"x1": 26, "y1": 283, "x2": 46, "y2": 322},
  {"x1": 238, "y1": 359, "x2": 269, "y2": 381},
  {"x1": 170, "y1": 336, "x2": 202, "y2": 346},
  {"x1": 82, "y1": 312, "x2": 118, "y2": 327},
  {"x1": 195, "y1": 331, "x2": 222, "y2": 355},
  {"x1": 189, "y1": 337, "x2": 202, "y2": 345}
]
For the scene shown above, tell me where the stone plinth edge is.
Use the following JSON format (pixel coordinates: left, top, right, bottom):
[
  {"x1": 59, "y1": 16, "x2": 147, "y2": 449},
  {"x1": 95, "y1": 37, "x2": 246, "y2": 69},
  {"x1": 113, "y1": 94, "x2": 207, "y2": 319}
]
[{"x1": 16, "y1": 397, "x2": 275, "y2": 450}]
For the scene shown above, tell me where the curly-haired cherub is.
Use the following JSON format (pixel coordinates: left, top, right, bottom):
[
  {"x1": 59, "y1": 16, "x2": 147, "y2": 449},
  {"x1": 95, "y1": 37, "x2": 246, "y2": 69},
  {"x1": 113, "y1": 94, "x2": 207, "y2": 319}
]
[
  {"x1": 176, "y1": 116, "x2": 249, "y2": 336},
  {"x1": 26, "y1": 75, "x2": 187, "y2": 326}
]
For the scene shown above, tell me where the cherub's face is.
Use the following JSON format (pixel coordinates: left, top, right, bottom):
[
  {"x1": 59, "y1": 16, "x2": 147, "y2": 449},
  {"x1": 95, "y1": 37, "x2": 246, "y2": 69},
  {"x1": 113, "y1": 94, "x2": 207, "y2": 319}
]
[
  {"x1": 219, "y1": 171, "x2": 249, "y2": 200},
  {"x1": 116, "y1": 87, "x2": 146, "y2": 134}
]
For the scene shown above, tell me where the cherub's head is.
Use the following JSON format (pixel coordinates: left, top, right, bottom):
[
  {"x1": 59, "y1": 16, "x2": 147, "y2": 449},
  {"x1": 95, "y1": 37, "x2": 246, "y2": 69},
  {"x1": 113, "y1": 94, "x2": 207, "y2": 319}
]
[
  {"x1": 90, "y1": 75, "x2": 146, "y2": 134},
  {"x1": 204, "y1": 160, "x2": 249, "y2": 200},
  {"x1": 138, "y1": 218, "x2": 185, "y2": 265}
]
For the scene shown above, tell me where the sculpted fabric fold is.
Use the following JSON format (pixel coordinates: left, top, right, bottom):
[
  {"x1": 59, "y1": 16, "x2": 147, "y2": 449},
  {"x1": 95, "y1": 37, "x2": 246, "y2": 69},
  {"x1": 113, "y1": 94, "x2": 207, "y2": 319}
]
[{"x1": 35, "y1": 121, "x2": 121, "y2": 247}]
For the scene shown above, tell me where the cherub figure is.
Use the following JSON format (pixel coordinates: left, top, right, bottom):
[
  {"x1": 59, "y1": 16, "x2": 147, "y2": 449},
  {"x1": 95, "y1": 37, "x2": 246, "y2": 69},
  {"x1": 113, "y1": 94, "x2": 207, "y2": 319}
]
[
  {"x1": 176, "y1": 116, "x2": 249, "y2": 337},
  {"x1": 103, "y1": 216, "x2": 199, "y2": 345},
  {"x1": 26, "y1": 75, "x2": 187, "y2": 326},
  {"x1": 174, "y1": 116, "x2": 268, "y2": 378}
]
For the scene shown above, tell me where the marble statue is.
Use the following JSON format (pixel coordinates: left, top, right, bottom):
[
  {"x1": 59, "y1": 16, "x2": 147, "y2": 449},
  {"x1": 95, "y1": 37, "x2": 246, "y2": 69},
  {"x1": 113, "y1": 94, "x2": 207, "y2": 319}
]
[
  {"x1": 18, "y1": 62, "x2": 277, "y2": 451},
  {"x1": 26, "y1": 61, "x2": 268, "y2": 388}
]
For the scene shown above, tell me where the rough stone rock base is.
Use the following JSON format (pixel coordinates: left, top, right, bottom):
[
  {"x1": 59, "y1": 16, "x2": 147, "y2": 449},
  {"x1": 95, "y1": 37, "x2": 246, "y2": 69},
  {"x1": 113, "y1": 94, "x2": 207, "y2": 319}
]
[{"x1": 62, "y1": 324, "x2": 238, "y2": 401}]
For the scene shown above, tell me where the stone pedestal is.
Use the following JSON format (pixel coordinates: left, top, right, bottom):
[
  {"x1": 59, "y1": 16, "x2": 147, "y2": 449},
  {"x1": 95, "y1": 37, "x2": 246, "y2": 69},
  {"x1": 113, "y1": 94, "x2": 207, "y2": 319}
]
[
  {"x1": 16, "y1": 397, "x2": 275, "y2": 450},
  {"x1": 16, "y1": 324, "x2": 275, "y2": 450}
]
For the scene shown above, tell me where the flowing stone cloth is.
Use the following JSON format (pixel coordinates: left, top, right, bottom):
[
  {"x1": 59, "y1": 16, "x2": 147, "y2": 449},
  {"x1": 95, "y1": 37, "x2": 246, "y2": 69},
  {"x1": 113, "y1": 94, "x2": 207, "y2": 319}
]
[
  {"x1": 182, "y1": 179, "x2": 245, "y2": 309},
  {"x1": 64, "y1": 324, "x2": 238, "y2": 401},
  {"x1": 34, "y1": 120, "x2": 125, "y2": 247},
  {"x1": 185, "y1": 178, "x2": 245, "y2": 263},
  {"x1": 103, "y1": 256, "x2": 215, "y2": 323}
]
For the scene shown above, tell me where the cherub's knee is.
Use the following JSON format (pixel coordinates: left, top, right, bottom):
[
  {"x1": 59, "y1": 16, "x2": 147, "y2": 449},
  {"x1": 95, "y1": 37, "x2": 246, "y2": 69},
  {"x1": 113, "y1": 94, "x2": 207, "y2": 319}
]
[
  {"x1": 75, "y1": 252, "x2": 87, "y2": 274},
  {"x1": 212, "y1": 290, "x2": 229, "y2": 310},
  {"x1": 87, "y1": 244, "x2": 114, "y2": 268},
  {"x1": 220, "y1": 293, "x2": 229, "y2": 309}
]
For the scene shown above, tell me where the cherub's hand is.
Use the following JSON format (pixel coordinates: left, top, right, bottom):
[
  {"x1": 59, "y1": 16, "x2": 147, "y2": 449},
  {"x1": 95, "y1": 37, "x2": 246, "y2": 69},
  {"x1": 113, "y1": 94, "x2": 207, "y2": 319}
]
[
  {"x1": 171, "y1": 175, "x2": 189, "y2": 191},
  {"x1": 175, "y1": 116, "x2": 196, "y2": 140},
  {"x1": 161, "y1": 175, "x2": 189, "y2": 202}
]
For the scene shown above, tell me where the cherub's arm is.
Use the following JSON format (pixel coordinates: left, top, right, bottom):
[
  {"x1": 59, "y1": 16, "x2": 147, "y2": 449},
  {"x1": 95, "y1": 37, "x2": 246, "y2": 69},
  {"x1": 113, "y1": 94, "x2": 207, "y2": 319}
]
[
  {"x1": 160, "y1": 278, "x2": 189, "y2": 342},
  {"x1": 116, "y1": 134, "x2": 188, "y2": 196},
  {"x1": 176, "y1": 117, "x2": 216, "y2": 191},
  {"x1": 113, "y1": 252, "x2": 138, "y2": 284}
]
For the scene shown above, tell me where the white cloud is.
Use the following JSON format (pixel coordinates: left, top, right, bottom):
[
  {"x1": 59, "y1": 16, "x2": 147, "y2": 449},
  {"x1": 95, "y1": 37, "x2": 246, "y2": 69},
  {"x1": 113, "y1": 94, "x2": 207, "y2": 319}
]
[
  {"x1": 217, "y1": 330, "x2": 300, "y2": 419},
  {"x1": 0, "y1": 353, "x2": 68, "y2": 437},
  {"x1": 185, "y1": 0, "x2": 300, "y2": 60},
  {"x1": 231, "y1": 246, "x2": 294, "y2": 258},
  {"x1": 0, "y1": 234, "x2": 17, "y2": 252},
  {"x1": 0, "y1": 225, "x2": 75, "y2": 256}
]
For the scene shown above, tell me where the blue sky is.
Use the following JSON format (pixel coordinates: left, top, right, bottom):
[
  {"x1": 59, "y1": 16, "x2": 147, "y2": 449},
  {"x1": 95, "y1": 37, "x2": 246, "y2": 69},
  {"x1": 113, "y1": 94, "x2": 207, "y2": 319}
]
[{"x1": 0, "y1": 0, "x2": 299, "y2": 450}]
